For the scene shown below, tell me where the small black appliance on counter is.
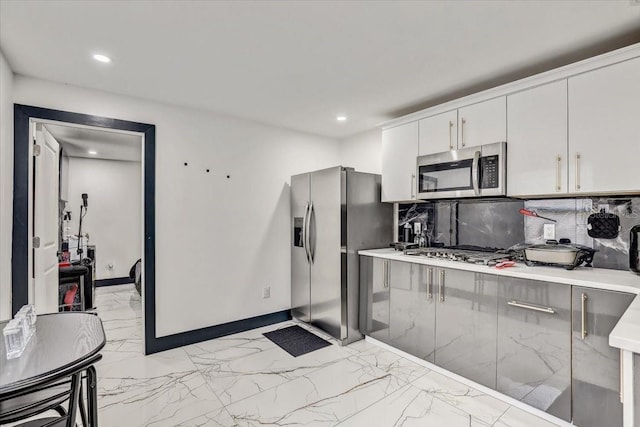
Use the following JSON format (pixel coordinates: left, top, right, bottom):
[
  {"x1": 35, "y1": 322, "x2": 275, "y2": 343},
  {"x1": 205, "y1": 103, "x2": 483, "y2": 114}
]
[
  {"x1": 390, "y1": 242, "x2": 418, "y2": 252},
  {"x1": 630, "y1": 225, "x2": 640, "y2": 275}
]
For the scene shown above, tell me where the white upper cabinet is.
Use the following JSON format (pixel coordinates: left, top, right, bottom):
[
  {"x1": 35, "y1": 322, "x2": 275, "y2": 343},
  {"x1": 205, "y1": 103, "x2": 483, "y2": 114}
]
[
  {"x1": 381, "y1": 45, "x2": 639, "y2": 199},
  {"x1": 381, "y1": 121, "x2": 419, "y2": 202},
  {"x1": 568, "y1": 57, "x2": 640, "y2": 194},
  {"x1": 507, "y1": 80, "x2": 568, "y2": 197},
  {"x1": 418, "y1": 110, "x2": 458, "y2": 155},
  {"x1": 458, "y1": 97, "x2": 506, "y2": 149},
  {"x1": 418, "y1": 97, "x2": 506, "y2": 156}
]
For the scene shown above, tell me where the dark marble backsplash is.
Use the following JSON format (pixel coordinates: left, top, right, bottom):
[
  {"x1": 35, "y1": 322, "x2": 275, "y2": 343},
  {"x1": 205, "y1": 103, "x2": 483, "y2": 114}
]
[
  {"x1": 398, "y1": 199, "x2": 525, "y2": 250},
  {"x1": 398, "y1": 197, "x2": 640, "y2": 271}
]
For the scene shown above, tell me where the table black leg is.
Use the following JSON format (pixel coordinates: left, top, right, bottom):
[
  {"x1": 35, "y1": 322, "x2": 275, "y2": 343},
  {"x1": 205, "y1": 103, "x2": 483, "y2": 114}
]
[
  {"x1": 67, "y1": 373, "x2": 81, "y2": 427},
  {"x1": 79, "y1": 380, "x2": 88, "y2": 427},
  {"x1": 87, "y1": 366, "x2": 98, "y2": 427}
]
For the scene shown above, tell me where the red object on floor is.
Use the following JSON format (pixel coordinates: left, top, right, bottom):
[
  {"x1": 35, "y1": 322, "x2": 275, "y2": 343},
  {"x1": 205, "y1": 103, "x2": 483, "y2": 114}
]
[{"x1": 63, "y1": 284, "x2": 78, "y2": 311}]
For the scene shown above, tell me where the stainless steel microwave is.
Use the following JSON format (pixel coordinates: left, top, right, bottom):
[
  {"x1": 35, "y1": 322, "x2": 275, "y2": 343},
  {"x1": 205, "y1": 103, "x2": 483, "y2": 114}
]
[{"x1": 416, "y1": 141, "x2": 506, "y2": 200}]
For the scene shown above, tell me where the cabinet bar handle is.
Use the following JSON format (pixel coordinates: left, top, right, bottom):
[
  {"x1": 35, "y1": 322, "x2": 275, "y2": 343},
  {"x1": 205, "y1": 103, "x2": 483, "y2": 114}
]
[
  {"x1": 460, "y1": 118, "x2": 466, "y2": 147},
  {"x1": 575, "y1": 153, "x2": 581, "y2": 191},
  {"x1": 581, "y1": 293, "x2": 588, "y2": 339},
  {"x1": 448, "y1": 121, "x2": 454, "y2": 150},
  {"x1": 507, "y1": 300, "x2": 556, "y2": 314},
  {"x1": 556, "y1": 155, "x2": 562, "y2": 192},
  {"x1": 427, "y1": 268, "x2": 433, "y2": 301},
  {"x1": 439, "y1": 270, "x2": 445, "y2": 302},
  {"x1": 411, "y1": 173, "x2": 416, "y2": 199},
  {"x1": 383, "y1": 260, "x2": 389, "y2": 288}
]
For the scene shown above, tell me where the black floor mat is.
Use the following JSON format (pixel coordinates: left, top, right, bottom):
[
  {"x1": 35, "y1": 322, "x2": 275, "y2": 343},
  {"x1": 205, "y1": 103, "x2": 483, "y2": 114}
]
[{"x1": 263, "y1": 325, "x2": 331, "y2": 357}]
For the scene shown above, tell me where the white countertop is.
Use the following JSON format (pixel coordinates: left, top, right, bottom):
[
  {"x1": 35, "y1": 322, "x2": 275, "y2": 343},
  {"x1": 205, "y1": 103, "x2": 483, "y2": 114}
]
[
  {"x1": 359, "y1": 248, "x2": 640, "y2": 293},
  {"x1": 359, "y1": 248, "x2": 640, "y2": 353},
  {"x1": 610, "y1": 297, "x2": 640, "y2": 354}
]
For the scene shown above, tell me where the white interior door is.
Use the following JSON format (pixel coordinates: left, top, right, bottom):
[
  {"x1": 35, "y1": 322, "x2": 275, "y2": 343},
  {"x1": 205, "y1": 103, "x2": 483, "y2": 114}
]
[{"x1": 33, "y1": 124, "x2": 60, "y2": 314}]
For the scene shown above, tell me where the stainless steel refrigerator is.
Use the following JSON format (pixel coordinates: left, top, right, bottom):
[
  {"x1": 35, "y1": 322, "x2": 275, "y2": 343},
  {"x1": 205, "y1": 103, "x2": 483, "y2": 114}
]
[{"x1": 291, "y1": 166, "x2": 392, "y2": 345}]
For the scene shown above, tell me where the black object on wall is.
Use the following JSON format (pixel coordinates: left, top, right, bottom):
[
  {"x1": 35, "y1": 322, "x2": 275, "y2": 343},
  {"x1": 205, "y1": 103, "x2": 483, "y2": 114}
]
[{"x1": 630, "y1": 224, "x2": 640, "y2": 275}]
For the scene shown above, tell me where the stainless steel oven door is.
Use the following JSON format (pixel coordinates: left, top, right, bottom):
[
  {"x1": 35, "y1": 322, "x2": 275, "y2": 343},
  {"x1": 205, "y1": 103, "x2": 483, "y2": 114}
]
[{"x1": 417, "y1": 146, "x2": 478, "y2": 199}]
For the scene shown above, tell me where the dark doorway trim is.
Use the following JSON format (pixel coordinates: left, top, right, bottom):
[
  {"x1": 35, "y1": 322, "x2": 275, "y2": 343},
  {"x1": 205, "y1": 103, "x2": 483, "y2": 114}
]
[
  {"x1": 12, "y1": 104, "x2": 157, "y2": 354},
  {"x1": 13, "y1": 104, "x2": 291, "y2": 355}
]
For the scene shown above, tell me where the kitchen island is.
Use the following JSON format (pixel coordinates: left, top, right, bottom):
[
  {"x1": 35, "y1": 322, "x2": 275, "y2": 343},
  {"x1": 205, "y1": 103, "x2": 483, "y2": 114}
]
[{"x1": 359, "y1": 248, "x2": 640, "y2": 427}]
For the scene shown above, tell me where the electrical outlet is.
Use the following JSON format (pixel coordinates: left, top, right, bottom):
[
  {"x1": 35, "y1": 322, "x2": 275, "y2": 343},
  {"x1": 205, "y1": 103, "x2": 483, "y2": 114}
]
[
  {"x1": 262, "y1": 286, "x2": 270, "y2": 299},
  {"x1": 543, "y1": 223, "x2": 556, "y2": 240}
]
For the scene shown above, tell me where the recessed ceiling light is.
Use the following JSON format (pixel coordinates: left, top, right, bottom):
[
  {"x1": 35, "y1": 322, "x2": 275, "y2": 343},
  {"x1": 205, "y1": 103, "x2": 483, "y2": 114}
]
[
  {"x1": 88, "y1": 150, "x2": 98, "y2": 155},
  {"x1": 336, "y1": 115, "x2": 347, "y2": 122},
  {"x1": 92, "y1": 54, "x2": 111, "y2": 63}
]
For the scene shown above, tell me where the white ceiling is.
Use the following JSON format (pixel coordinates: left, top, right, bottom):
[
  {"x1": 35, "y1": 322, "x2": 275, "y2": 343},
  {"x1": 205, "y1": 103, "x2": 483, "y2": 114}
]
[
  {"x1": 44, "y1": 123, "x2": 142, "y2": 162},
  {"x1": 2, "y1": 1, "x2": 640, "y2": 139}
]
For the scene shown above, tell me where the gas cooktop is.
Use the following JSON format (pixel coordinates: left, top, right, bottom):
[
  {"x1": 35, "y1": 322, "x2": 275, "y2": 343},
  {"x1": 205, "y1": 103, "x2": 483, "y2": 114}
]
[{"x1": 403, "y1": 245, "x2": 512, "y2": 266}]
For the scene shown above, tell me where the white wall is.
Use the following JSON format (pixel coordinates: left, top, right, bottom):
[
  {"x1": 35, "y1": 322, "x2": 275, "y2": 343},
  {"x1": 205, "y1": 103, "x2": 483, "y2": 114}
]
[
  {"x1": 66, "y1": 157, "x2": 142, "y2": 280},
  {"x1": 0, "y1": 51, "x2": 14, "y2": 320},
  {"x1": 339, "y1": 128, "x2": 382, "y2": 174},
  {"x1": 12, "y1": 75, "x2": 341, "y2": 336}
]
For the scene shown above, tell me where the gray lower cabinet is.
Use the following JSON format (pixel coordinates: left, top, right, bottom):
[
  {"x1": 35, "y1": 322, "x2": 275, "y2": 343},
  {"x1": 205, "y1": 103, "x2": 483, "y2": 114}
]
[
  {"x1": 496, "y1": 277, "x2": 571, "y2": 421},
  {"x1": 360, "y1": 256, "x2": 637, "y2": 425},
  {"x1": 359, "y1": 256, "x2": 390, "y2": 344},
  {"x1": 389, "y1": 261, "x2": 436, "y2": 362},
  {"x1": 572, "y1": 287, "x2": 635, "y2": 427},
  {"x1": 434, "y1": 268, "x2": 498, "y2": 389}
]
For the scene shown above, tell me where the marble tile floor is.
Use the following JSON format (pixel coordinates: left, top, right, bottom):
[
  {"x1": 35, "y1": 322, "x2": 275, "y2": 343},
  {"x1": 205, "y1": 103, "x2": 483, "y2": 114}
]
[
  {"x1": 13, "y1": 284, "x2": 565, "y2": 426},
  {"x1": 94, "y1": 285, "x2": 568, "y2": 427}
]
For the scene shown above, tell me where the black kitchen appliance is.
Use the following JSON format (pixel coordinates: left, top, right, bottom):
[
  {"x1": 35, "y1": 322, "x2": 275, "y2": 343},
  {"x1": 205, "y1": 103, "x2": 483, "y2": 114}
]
[
  {"x1": 402, "y1": 223, "x2": 414, "y2": 243},
  {"x1": 390, "y1": 242, "x2": 418, "y2": 252},
  {"x1": 587, "y1": 210, "x2": 620, "y2": 239},
  {"x1": 631, "y1": 225, "x2": 640, "y2": 275}
]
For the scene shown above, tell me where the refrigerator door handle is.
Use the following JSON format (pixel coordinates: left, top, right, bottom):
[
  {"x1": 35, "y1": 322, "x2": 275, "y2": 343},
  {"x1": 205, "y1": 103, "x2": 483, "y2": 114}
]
[
  {"x1": 303, "y1": 202, "x2": 311, "y2": 263},
  {"x1": 308, "y1": 202, "x2": 315, "y2": 264}
]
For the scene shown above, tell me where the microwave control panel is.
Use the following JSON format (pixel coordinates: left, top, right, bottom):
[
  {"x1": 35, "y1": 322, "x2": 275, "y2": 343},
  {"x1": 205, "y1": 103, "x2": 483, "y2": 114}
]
[{"x1": 480, "y1": 155, "x2": 499, "y2": 189}]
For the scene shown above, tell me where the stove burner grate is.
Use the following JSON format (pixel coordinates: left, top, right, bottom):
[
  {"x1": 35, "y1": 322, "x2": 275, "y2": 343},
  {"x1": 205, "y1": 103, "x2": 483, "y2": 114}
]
[{"x1": 404, "y1": 246, "x2": 512, "y2": 265}]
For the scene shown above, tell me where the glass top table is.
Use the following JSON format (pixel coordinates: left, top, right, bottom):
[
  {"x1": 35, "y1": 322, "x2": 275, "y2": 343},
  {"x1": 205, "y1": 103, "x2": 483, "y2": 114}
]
[{"x1": 1, "y1": 312, "x2": 105, "y2": 397}]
